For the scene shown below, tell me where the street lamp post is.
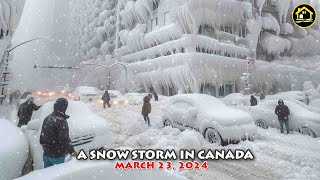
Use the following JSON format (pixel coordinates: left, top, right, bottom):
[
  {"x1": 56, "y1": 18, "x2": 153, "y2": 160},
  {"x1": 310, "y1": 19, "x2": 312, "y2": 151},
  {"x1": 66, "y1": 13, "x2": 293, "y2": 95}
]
[
  {"x1": 0, "y1": 38, "x2": 48, "y2": 105},
  {"x1": 82, "y1": 62, "x2": 128, "y2": 92}
]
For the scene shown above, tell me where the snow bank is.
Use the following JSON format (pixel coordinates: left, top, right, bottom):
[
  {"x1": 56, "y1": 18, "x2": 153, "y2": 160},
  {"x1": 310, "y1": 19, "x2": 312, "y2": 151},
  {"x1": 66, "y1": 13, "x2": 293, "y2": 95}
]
[
  {"x1": 262, "y1": 13, "x2": 280, "y2": 35},
  {"x1": 221, "y1": 93, "x2": 251, "y2": 106},
  {"x1": 0, "y1": 118, "x2": 28, "y2": 180},
  {"x1": 16, "y1": 160, "x2": 187, "y2": 180}
]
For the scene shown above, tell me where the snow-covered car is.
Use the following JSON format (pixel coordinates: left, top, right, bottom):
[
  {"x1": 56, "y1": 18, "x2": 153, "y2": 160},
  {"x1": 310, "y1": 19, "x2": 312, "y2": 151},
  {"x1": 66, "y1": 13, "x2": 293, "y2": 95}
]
[
  {"x1": 309, "y1": 99, "x2": 320, "y2": 111},
  {"x1": 25, "y1": 101, "x2": 112, "y2": 170},
  {"x1": 109, "y1": 90, "x2": 133, "y2": 106},
  {"x1": 265, "y1": 91, "x2": 309, "y2": 104},
  {"x1": 221, "y1": 93, "x2": 251, "y2": 106},
  {"x1": 124, "y1": 93, "x2": 149, "y2": 105},
  {"x1": 162, "y1": 94, "x2": 257, "y2": 145},
  {"x1": 251, "y1": 100, "x2": 320, "y2": 137},
  {"x1": 16, "y1": 160, "x2": 186, "y2": 180},
  {"x1": 19, "y1": 92, "x2": 32, "y2": 105},
  {"x1": 0, "y1": 119, "x2": 28, "y2": 180},
  {"x1": 73, "y1": 86, "x2": 100, "y2": 102}
]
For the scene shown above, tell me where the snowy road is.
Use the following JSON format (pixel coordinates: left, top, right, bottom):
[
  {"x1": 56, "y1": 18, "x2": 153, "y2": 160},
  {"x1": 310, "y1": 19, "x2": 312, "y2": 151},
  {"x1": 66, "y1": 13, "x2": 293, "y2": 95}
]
[{"x1": 88, "y1": 100, "x2": 320, "y2": 180}]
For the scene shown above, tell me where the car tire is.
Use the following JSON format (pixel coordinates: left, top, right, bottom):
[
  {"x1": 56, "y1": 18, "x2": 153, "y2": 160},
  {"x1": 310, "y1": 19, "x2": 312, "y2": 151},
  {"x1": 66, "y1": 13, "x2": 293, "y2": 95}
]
[
  {"x1": 255, "y1": 119, "x2": 268, "y2": 129},
  {"x1": 298, "y1": 127, "x2": 317, "y2": 138},
  {"x1": 204, "y1": 128, "x2": 223, "y2": 145},
  {"x1": 164, "y1": 119, "x2": 173, "y2": 127}
]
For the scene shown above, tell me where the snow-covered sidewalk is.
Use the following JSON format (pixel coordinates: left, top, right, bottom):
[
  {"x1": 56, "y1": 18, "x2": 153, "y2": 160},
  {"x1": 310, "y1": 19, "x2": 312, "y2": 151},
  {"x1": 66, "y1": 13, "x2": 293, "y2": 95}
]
[{"x1": 88, "y1": 101, "x2": 320, "y2": 180}]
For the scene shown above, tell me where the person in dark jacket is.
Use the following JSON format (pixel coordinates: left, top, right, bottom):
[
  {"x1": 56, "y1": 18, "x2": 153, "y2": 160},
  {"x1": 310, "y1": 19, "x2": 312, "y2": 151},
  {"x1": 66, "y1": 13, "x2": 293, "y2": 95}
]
[
  {"x1": 17, "y1": 96, "x2": 41, "y2": 127},
  {"x1": 153, "y1": 91, "x2": 158, "y2": 101},
  {"x1": 40, "y1": 98, "x2": 77, "y2": 168},
  {"x1": 101, "y1": 90, "x2": 111, "y2": 109},
  {"x1": 141, "y1": 96, "x2": 151, "y2": 126},
  {"x1": 250, "y1": 95, "x2": 258, "y2": 106},
  {"x1": 275, "y1": 99, "x2": 290, "y2": 134}
]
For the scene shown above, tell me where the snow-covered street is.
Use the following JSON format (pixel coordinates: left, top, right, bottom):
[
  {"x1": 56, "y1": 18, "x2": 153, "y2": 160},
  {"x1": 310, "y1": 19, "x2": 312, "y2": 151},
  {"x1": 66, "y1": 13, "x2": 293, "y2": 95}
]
[{"x1": 86, "y1": 99, "x2": 320, "y2": 180}]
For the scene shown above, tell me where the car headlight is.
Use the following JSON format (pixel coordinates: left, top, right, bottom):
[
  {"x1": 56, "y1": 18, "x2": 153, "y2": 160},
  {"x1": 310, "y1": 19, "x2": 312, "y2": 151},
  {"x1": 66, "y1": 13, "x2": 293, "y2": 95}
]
[
  {"x1": 61, "y1": 90, "x2": 65, "y2": 94},
  {"x1": 113, "y1": 101, "x2": 118, "y2": 105},
  {"x1": 125, "y1": 100, "x2": 129, "y2": 104},
  {"x1": 36, "y1": 91, "x2": 42, "y2": 96}
]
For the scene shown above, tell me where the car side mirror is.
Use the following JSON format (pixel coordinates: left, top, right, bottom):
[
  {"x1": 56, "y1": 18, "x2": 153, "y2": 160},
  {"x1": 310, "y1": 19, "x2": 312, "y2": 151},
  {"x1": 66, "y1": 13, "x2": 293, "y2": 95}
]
[
  {"x1": 27, "y1": 119, "x2": 41, "y2": 130},
  {"x1": 188, "y1": 107, "x2": 198, "y2": 119}
]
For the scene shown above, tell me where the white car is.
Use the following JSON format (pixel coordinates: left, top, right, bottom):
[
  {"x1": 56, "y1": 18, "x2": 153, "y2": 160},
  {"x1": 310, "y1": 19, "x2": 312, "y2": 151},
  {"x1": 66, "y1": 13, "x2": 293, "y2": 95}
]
[
  {"x1": 124, "y1": 93, "x2": 149, "y2": 105},
  {"x1": 251, "y1": 100, "x2": 320, "y2": 137},
  {"x1": 162, "y1": 94, "x2": 257, "y2": 145},
  {"x1": 74, "y1": 86, "x2": 100, "y2": 102},
  {"x1": 109, "y1": 90, "x2": 133, "y2": 106},
  {"x1": 265, "y1": 91, "x2": 309, "y2": 104},
  {"x1": 0, "y1": 119, "x2": 28, "y2": 180},
  {"x1": 25, "y1": 101, "x2": 112, "y2": 170},
  {"x1": 221, "y1": 93, "x2": 251, "y2": 106},
  {"x1": 16, "y1": 160, "x2": 187, "y2": 180}
]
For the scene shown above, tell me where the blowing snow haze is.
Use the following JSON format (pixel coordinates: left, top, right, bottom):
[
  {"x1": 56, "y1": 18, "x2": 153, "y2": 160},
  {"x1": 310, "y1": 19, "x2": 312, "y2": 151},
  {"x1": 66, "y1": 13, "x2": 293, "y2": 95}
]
[{"x1": 10, "y1": 0, "x2": 74, "y2": 91}]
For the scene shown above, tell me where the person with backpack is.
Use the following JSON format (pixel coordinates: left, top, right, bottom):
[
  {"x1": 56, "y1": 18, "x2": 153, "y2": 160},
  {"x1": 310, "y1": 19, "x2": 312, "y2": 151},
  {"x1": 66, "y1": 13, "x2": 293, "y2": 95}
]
[
  {"x1": 275, "y1": 99, "x2": 291, "y2": 134},
  {"x1": 141, "y1": 95, "x2": 151, "y2": 126},
  {"x1": 17, "y1": 96, "x2": 41, "y2": 127}
]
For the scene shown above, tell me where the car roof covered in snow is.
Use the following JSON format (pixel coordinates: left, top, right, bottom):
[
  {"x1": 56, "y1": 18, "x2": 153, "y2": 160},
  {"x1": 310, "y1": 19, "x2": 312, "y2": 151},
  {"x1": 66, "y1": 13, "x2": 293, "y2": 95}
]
[
  {"x1": 75, "y1": 86, "x2": 98, "y2": 94},
  {"x1": 170, "y1": 94, "x2": 253, "y2": 125},
  {"x1": 255, "y1": 100, "x2": 320, "y2": 123},
  {"x1": 32, "y1": 101, "x2": 109, "y2": 136}
]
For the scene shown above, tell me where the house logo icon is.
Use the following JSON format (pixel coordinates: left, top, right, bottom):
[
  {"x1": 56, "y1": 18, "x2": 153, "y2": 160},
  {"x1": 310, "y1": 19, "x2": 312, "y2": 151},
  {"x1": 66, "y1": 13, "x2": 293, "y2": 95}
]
[{"x1": 292, "y1": 4, "x2": 317, "y2": 28}]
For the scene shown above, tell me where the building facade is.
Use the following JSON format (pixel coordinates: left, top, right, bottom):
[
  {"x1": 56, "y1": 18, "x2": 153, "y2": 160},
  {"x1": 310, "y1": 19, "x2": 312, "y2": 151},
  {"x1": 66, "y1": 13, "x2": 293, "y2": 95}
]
[{"x1": 69, "y1": 0, "x2": 320, "y2": 96}]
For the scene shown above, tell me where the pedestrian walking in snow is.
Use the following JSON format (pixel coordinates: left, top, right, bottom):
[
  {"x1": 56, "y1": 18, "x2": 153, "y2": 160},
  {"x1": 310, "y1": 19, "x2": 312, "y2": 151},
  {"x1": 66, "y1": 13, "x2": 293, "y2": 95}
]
[
  {"x1": 17, "y1": 96, "x2": 41, "y2": 127},
  {"x1": 142, "y1": 95, "x2": 151, "y2": 126},
  {"x1": 153, "y1": 91, "x2": 158, "y2": 101},
  {"x1": 275, "y1": 99, "x2": 290, "y2": 134},
  {"x1": 250, "y1": 95, "x2": 258, "y2": 106},
  {"x1": 40, "y1": 98, "x2": 78, "y2": 168},
  {"x1": 102, "y1": 90, "x2": 111, "y2": 109}
]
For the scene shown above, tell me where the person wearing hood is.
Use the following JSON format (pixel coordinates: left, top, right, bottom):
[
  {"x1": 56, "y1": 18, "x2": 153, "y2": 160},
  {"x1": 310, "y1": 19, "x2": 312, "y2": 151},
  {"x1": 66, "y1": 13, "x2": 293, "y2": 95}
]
[
  {"x1": 40, "y1": 98, "x2": 77, "y2": 168},
  {"x1": 250, "y1": 95, "x2": 258, "y2": 106},
  {"x1": 275, "y1": 99, "x2": 290, "y2": 134},
  {"x1": 17, "y1": 95, "x2": 41, "y2": 127},
  {"x1": 101, "y1": 90, "x2": 111, "y2": 109},
  {"x1": 141, "y1": 95, "x2": 152, "y2": 126}
]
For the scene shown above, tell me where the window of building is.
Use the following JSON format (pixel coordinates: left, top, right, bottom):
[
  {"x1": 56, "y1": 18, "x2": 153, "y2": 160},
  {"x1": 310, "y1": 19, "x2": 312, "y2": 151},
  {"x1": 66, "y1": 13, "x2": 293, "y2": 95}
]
[
  {"x1": 250, "y1": 0, "x2": 256, "y2": 7},
  {"x1": 239, "y1": 25, "x2": 247, "y2": 38},
  {"x1": 164, "y1": 12, "x2": 171, "y2": 26},
  {"x1": 153, "y1": 0, "x2": 159, "y2": 11},
  {"x1": 220, "y1": 25, "x2": 233, "y2": 34},
  {"x1": 198, "y1": 24, "x2": 215, "y2": 38},
  {"x1": 151, "y1": 18, "x2": 158, "y2": 31}
]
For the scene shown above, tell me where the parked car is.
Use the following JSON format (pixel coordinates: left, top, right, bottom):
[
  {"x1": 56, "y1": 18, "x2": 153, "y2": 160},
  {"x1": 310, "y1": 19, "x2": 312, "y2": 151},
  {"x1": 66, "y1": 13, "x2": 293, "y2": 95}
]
[
  {"x1": 74, "y1": 86, "x2": 100, "y2": 102},
  {"x1": 19, "y1": 91, "x2": 32, "y2": 105},
  {"x1": 0, "y1": 119, "x2": 28, "y2": 180},
  {"x1": 124, "y1": 93, "x2": 149, "y2": 105},
  {"x1": 251, "y1": 100, "x2": 320, "y2": 137},
  {"x1": 162, "y1": 94, "x2": 256, "y2": 145},
  {"x1": 221, "y1": 93, "x2": 251, "y2": 106},
  {"x1": 108, "y1": 90, "x2": 133, "y2": 106},
  {"x1": 25, "y1": 101, "x2": 112, "y2": 170},
  {"x1": 265, "y1": 91, "x2": 309, "y2": 104}
]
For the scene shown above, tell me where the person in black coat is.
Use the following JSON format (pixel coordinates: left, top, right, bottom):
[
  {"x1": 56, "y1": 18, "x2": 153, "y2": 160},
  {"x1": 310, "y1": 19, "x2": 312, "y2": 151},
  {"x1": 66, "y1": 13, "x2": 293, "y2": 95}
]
[
  {"x1": 101, "y1": 90, "x2": 111, "y2": 109},
  {"x1": 152, "y1": 92, "x2": 158, "y2": 101},
  {"x1": 17, "y1": 96, "x2": 41, "y2": 127},
  {"x1": 40, "y1": 98, "x2": 77, "y2": 168},
  {"x1": 250, "y1": 95, "x2": 258, "y2": 106},
  {"x1": 275, "y1": 99, "x2": 290, "y2": 134}
]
